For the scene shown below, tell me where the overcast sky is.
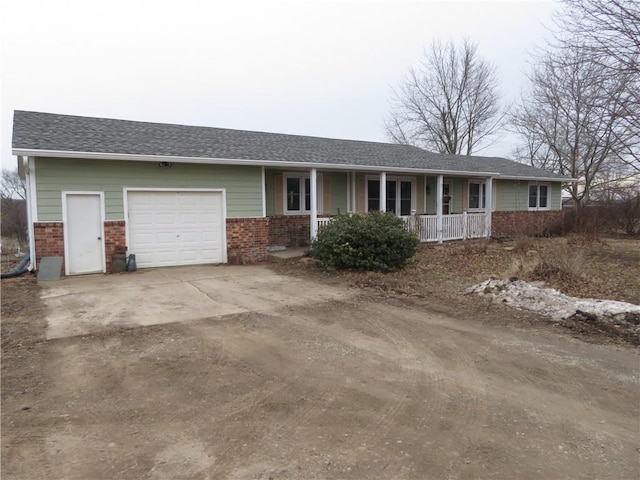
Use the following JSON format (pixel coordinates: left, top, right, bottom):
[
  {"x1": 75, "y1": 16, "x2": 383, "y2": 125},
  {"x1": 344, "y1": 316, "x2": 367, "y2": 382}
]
[{"x1": 1, "y1": 0, "x2": 559, "y2": 171}]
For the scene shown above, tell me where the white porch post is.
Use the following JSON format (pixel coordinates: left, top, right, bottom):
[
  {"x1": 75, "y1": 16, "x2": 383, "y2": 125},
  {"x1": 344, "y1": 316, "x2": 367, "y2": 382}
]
[
  {"x1": 436, "y1": 174, "x2": 443, "y2": 243},
  {"x1": 485, "y1": 177, "x2": 493, "y2": 238},
  {"x1": 351, "y1": 171, "x2": 357, "y2": 213},
  {"x1": 310, "y1": 168, "x2": 318, "y2": 240},
  {"x1": 423, "y1": 175, "x2": 428, "y2": 213},
  {"x1": 380, "y1": 172, "x2": 387, "y2": 212},
  {"x1": 346, "y1": 172, "x2": 351, "y2": 212}
]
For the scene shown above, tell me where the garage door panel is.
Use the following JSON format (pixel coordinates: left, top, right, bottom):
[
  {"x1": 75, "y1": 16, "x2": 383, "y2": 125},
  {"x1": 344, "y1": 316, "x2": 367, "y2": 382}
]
[
  {"x1": 201, "y1": 212, "x2": 220, "y2": 223},
  {"x1": 156, "y1": 213, "x2": 177, "y2": 225},
  {"x1": 201, "y1": 231, "x2": 219, "y2": 242},
  {"x1": 178, "y1": 213, "x2": 198, "y2": 225},
  {"x1": 131, "y1": 232, "x2": 154, "y2": 244},
  {"x1": 178, "y1": 196, "x2": 198, "y2": 207},
  {"x1": 156, "y1": 195, "x2": 175, "y2": 206},
  {"x1": 127, "y1": 191, "x2": 225, "y2": 268},
  {"x1": 156, "y1": 232, "x2": 178, "y2": 243},
  {"x1": 179, "y1": 232, "x2": 199, "y2": 244},
  {"x1": 129, "y1": 212, "x2": 154, "y2": 224},
  {"x1": 179, "y1": 250, "x2": 199, "y2": 262}
]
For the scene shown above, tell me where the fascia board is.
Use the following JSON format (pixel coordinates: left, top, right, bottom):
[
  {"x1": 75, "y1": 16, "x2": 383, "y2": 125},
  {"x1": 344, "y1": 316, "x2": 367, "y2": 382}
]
[
  {"x1": 13, "y1": 148, "x2": 504, "y2": 177},
  {"x1": 498, "y1": 175, "x2": 578, "y2": 182}
]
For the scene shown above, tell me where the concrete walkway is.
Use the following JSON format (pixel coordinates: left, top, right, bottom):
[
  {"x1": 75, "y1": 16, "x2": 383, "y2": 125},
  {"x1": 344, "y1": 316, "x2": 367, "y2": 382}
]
[
  {"x1": 41, "y1": 264, "x2": 351, "y2": 339},
  {"x1": 267, "y1": 247, "x2": 309, "y2": 262}
]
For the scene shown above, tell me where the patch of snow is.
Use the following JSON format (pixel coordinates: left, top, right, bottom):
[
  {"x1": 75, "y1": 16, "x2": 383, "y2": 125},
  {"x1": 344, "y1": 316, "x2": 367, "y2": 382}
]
[{"x1": 467, "y1": 279, "x2": 640, "y2": 324}]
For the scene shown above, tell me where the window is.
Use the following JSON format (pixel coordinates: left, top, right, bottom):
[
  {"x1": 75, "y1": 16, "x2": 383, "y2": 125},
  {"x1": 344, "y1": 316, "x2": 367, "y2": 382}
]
[
  {"x1": 529, "y1": 183, "x2": 549, "y2": 210},
  {"x1": 468, "y1": 182, "x2": 486, "y2": 210},
  {"x1": 366, "y1": 177, "x2": 414, "y2": 215},
  {"x1": 284, "y1": 174, "x2": 321, "y2": 214},
  {"x1": 442, "y1": 183, "x2": 451, "y2": 215},
  {"x1": 367, "y1": 180, "x2": 380, "y2": 211}
]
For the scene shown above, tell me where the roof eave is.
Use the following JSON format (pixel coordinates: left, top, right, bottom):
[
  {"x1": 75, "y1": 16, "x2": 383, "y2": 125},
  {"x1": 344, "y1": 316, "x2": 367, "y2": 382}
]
[
  {"x1": 498, "y1": 175, "x2": 578, "y2": 182},
  {"x1": 12, "y1": 148, "x2": 506, "y2": 177}
]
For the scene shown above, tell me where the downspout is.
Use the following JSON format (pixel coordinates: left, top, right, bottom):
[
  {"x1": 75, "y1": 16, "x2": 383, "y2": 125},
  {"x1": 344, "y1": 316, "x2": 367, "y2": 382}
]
[
  {"x1": 23, "y1": 156, "x2": 37, "y2": 271},
  {"x1": 1, "y1": 253, "x2": 31, "y2": 279}
]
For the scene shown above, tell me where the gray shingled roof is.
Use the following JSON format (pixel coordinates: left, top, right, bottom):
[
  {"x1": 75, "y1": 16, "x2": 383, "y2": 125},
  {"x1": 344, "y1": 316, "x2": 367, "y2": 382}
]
[{"x1": 12, "y1": 110, "x2": 570, "y2": 180}]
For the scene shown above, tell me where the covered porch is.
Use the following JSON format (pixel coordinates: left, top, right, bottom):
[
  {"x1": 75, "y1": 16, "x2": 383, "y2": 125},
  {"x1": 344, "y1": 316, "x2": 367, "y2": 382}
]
[{"x1": 267, "y1": 167, "x2": 494, "y2": 245}]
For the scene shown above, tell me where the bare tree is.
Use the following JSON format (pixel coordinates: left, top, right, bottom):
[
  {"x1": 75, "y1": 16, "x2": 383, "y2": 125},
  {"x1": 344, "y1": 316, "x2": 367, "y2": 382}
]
[
  {"x1": 554, "y1": 0, "x2": 640, "y2": 170},
  {"x1": 511, "y1": 49, "x2": 638, "y2": 214},
  {"x1": 385, "y1": 39, "x2": 502, "y2": 155},
  {"x1": 1, "y1": 169, "x2": 27, "y2": 247},
  {"x1": 1, "y1": 169, "x2": 26, "y2": 200},
  {"x1": 556, "y1": 0, "x2": 639, "y2": 75}
]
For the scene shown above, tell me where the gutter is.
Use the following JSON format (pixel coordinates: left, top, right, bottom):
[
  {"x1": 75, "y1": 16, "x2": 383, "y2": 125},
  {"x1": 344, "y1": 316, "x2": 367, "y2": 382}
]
[
  {"x1": 498, "y1": 175, "x2": 578, "y2": 182},
  {"x1": 12, "y1": 148, "x2": 576, "y2": 182},
  {"x1": 12, "y1": 148, "x2": 503, "y2": 178}
]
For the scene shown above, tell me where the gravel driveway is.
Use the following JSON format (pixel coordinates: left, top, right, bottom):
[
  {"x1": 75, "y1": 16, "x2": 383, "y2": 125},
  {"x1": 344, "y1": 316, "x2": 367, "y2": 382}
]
[{"x1": 1, "y1": 267, "x2": 638, "y2": 479}]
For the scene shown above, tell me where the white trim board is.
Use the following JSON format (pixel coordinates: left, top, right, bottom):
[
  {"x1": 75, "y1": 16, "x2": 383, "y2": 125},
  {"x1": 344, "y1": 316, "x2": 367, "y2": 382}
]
[{"x1": 13, "y1": 148, "x2": 509, "y2": 177}]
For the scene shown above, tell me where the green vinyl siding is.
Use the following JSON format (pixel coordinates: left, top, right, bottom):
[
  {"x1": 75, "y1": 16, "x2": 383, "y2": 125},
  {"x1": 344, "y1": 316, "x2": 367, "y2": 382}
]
[
  {"x1": 265, "y1": 169, "x2": 277, "y2": 216},
  {"x1": 424, "y1": 177, "x2": 465, "y2": 214},
  {"x1": 496, "y1": 180, "x2": 562, "y2": 211},
  {"x1": 34, "y1": 158, "x2": 263, "y2": 221},
  {"x1": 328, "y1": 172, "x2": 347, "y2": 215}
]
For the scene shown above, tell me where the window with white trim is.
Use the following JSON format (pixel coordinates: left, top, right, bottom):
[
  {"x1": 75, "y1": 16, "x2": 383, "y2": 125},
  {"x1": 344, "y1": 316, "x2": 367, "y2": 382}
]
[
  {"x1": 366, "y1": 177, "x2": 415, "y2": 215},
  {"x1": 283, "y1": 174, "x2": 322, "y2": 214},
  {"x1": 468, "y1": 182, "x2": 486, "y2": 210},
  {"x1": 528, "y1": 183, "x2": 549, "y2": 210},
  {"x1": 443, "y1": 182, "x2": 451, "y2": 215}
]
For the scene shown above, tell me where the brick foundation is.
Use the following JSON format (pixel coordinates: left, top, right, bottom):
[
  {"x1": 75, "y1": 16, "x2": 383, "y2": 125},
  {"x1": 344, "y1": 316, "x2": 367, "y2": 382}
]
[
  {"x1": 492, "y1": 210, "x2": 565, "y2": 237},
  {"x1": 33, "y1": 222, "x2": 65, "y2": 273},
  {"x1": 226, "y1": 217, "x2": 269, "y2": 263},
  {"x1": 104, "y1": 220, "x2": 126, "y2": 273},
  {"x1": 268, "y1": 215, "x2": 311, "y2": 247},
  {"x1": 34, "y1": 216, "x2": 276, "y2": 274}
]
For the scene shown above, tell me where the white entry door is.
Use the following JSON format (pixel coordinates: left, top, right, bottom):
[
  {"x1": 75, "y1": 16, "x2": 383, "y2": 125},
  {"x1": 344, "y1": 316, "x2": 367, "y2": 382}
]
[{"x1": 64, "y1": 193, "x2": 105, "y2": 275}]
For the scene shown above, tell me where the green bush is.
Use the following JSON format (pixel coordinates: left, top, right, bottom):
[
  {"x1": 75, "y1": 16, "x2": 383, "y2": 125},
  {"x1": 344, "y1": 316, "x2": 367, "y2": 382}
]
[{"x1": 311, "y1": 212, "x2": 419, "y2": 272}]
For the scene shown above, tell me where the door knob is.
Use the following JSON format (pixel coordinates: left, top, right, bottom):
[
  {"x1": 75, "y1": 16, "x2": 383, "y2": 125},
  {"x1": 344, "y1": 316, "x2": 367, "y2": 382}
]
[{"x1": 98, "y1": 237, "x2": 102, "y2": 240}]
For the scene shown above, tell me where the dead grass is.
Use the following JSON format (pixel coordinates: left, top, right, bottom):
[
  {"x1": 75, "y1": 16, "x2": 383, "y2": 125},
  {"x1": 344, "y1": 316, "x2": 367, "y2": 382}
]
[{"x1": 273, "y1": 235, "x2": 640, "y2": 344}]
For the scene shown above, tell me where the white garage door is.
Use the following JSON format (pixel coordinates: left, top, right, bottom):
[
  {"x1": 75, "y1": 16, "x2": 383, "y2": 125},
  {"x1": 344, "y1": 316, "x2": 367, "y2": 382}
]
[{"x1": 127, "y1": 190, "x2": 225, "y2": 268}]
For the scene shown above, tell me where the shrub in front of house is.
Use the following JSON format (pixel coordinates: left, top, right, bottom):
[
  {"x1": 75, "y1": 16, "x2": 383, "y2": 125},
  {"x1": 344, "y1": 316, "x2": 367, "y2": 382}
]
[{"x1": 311, "y1": 211, "x2": 419, "y2": 272}]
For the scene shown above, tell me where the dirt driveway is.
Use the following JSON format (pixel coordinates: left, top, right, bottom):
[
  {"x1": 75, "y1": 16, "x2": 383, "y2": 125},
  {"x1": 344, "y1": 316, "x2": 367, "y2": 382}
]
[{"x1": 2, "y1": 266, "x2": 639, "y2": 479}]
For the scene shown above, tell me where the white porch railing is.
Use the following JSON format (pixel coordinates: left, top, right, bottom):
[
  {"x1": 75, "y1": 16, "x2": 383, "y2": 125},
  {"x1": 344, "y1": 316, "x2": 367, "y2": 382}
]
[
  {"x1": 317, "y1": 217, "x2": 333, "y2": 232},
  {"x1": 315, "y1": 213, "x2": 488, "y2": 243},
  {"x1": 401, "y1": 213, "x2": 487, "y2": 242}
]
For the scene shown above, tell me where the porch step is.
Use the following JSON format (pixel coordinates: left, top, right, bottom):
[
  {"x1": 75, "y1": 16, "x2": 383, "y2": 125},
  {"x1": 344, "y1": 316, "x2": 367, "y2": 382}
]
[{"x1": 267, "y1": 247, "x2": 310, "y2": 262}]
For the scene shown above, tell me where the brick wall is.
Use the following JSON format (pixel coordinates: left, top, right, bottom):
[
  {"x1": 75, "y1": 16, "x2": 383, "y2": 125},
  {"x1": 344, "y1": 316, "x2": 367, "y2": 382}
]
[
  {"x1": 34, "y1": 221, "x2": 127, "y2": 274},
  {"x1": 33, "y1": 222, "x2": 65, "y2": 272},
  {"x1": 226, "y1": 217, "x2": 269, "y2": 263},
  {"x1": 268, "y1": 215, "x2": 310, "y2": 247},
  {"x1": 35, "y1": 217, "x2": 274, "y2": 273},
  {"x1": 492, "y1": 210, "x2": 565, "y2": 237},
  {"x1": 104, "y1": 220, "x2": 126, "y2": 273}
]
